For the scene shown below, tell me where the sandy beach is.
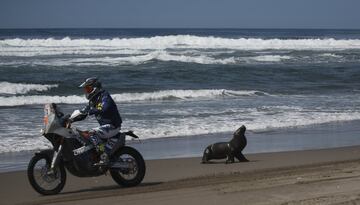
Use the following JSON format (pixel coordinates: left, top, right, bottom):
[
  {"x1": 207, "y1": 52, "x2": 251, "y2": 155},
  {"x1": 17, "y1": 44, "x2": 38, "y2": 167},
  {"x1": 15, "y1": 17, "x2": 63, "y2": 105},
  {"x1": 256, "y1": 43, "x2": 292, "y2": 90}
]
[
  {"x1": 1, "y1": 2, "x2": 360, "y2": 204},
  {"x1": 1, "y1": 146, "x2": 360, "y2": 205}
]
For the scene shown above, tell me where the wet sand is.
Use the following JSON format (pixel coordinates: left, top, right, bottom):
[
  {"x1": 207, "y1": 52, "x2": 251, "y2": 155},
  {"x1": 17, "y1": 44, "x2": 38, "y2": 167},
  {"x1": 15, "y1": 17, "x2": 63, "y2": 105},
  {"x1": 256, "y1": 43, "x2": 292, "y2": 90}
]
[{"x1": 1, "y1": 146, "x2": 360, "y2": 205}]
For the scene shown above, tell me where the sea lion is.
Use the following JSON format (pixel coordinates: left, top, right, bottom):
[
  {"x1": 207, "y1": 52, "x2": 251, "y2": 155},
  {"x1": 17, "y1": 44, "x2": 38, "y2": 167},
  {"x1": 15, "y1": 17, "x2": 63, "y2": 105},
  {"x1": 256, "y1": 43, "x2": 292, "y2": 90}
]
[{"x1": 202, "y1": 125, "x2": 248, "y2": 163}]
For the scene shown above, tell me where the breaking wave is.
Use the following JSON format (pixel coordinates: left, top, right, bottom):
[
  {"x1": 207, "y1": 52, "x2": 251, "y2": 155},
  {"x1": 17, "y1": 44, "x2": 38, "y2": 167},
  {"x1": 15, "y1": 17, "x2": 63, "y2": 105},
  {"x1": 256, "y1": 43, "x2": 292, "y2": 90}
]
[
  {"x1": 0, "y1": 89, "x2": 269, "y2": 106},
  {"x1": 0, "y1": 82, "x2": 58, "y2": 95},
  {"x1": 130, "y1": 111, "x2": 360, "y2": 139},
  {"x1": 319, "y1": 53, "x2": 343, "y2": 58},
  {"x1": 58, "y1": 51, "x2": 236, "y2": 65},
  {"x1": 1, "y1": 106, "x2": 360, "y2": 153},
  {"x1": 1, "y1": 35, "x2": 360, "y2": 57},
  {"x1": 248, "y1": 55, "x2": 292, "y2": 62}
]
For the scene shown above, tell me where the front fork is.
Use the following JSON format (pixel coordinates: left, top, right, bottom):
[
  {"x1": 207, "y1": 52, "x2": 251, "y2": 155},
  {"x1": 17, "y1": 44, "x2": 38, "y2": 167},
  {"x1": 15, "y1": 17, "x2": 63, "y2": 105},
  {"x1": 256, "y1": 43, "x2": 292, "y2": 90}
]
[
  {"x1": 50, "y1": 145, "x2": 62, "y2": 170},
  {"x1": 48, "y1": 140, "x2": 63, "y2": 175}
]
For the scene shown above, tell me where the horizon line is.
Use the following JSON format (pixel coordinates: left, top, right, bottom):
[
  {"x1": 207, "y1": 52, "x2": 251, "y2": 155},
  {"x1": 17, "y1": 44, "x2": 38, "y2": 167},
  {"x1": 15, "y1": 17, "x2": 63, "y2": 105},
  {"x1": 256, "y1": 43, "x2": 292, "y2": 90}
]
[{"x1": 1, "y1": 27, "x2": 360, "y2": 30}]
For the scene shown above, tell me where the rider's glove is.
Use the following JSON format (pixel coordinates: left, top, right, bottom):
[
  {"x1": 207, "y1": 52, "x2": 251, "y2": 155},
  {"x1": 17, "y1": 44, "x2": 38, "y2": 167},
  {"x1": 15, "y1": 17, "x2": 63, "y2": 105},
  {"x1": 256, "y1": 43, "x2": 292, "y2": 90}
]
[
  {"x1": 67, "y1": 118, "x2": 74, "y2": 123},
  {"x1": 80, "y1": 105, "x2": 90, "y2": 114}
]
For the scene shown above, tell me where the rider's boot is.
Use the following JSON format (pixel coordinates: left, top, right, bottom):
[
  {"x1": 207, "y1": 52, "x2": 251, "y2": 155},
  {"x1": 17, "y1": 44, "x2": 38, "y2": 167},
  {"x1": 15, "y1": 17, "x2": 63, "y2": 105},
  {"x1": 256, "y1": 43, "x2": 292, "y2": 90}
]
[
  {"x1": 97, "y1": 141, "x2": 113, "y2": 166},
  {"x1": 90, "y1": 135, "x2": 109, "y2": 166},
  {"x1": 97, "y1": 152, "x2": 109, "y2": 166}
]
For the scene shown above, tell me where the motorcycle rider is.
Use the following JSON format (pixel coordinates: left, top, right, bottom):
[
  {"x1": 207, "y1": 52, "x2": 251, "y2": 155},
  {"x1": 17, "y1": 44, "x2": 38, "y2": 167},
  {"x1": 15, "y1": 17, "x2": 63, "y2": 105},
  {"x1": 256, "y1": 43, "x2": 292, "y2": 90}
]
[{"x1": 78, "y1": 77, "x2": 122, "y2": 165}]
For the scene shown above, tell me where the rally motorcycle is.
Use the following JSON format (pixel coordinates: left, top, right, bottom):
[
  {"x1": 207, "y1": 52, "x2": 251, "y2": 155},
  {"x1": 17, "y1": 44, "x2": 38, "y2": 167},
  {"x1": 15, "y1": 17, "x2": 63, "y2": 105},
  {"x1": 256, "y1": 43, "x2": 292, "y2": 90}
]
[{"x1": 27, "y1": 103, "x2": 146, "y2": 195}]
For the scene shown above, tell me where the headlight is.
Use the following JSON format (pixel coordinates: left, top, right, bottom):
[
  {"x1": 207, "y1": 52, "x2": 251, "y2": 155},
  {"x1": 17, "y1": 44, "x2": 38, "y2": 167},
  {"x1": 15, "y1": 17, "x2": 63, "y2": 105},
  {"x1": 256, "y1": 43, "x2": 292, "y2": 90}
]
[{"x1": 44, "y1": 116, "x2": 48, "y2": 126}]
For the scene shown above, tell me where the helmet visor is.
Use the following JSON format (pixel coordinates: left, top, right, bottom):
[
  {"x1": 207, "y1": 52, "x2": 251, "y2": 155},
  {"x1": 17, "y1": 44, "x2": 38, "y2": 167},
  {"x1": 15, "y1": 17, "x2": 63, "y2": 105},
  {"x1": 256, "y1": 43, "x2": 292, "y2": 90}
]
[{"x1": 84, "y1": 85, "x2": 93, "y2": 94}]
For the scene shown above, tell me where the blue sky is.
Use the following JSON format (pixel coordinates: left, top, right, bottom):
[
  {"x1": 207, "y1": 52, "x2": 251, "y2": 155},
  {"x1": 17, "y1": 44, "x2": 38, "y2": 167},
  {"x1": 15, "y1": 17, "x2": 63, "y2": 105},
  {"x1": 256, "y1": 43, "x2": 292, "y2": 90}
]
[{"x1": 0, "y1": 0, "x2": 359, "y2": 29}]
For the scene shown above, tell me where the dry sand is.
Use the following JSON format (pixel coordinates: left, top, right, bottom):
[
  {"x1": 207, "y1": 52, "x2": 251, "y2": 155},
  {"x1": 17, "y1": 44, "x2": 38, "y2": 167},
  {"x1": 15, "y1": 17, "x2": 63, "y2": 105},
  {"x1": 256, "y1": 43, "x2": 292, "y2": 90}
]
[{"x1": 2, "y1": 146, "x2": 360, "y2": 205}]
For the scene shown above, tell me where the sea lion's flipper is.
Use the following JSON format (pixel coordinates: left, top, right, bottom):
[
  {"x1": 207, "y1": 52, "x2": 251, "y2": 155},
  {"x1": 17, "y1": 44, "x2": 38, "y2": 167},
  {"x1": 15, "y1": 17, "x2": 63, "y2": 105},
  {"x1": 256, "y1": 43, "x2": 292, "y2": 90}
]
[
  {"x1": 201, "y1": 146, "x2": 212, "y2": 163},
  {"x1": 235, "y1": 152, "x2": 249, "y2": 162},
  {"x1": 226, "y1": 154, "x2": 235, "y2": 164}
]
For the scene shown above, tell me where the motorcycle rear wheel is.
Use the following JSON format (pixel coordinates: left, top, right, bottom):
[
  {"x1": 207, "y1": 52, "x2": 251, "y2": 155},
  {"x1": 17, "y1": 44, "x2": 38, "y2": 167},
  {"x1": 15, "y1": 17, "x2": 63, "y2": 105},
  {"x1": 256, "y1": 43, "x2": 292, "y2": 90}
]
[
  {"x1": 27, "y1": 153, "x2": 66, "y2": 195},
  {"x1": 110, "y1": 146, "x2": 146, "y2": 187}
]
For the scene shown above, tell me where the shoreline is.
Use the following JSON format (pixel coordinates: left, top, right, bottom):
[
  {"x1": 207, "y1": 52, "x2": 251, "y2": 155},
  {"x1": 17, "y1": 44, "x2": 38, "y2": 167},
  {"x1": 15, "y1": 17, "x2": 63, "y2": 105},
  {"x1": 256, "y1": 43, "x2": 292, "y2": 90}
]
[
  {"x1": 2, "y1": 120, "x2": 360, "y2": 173},
  {"x1": 1, "y1": 146, "x2": 360, "y2": 205}
]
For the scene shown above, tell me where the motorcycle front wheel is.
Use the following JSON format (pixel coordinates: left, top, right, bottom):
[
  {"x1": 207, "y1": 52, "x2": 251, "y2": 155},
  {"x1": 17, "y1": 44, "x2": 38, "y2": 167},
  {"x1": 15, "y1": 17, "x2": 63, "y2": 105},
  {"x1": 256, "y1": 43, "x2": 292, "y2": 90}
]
[
  {"x1": 110, "y1": 146, "x2": 146, "y2": 187},
  {"x1": 27, "y1": 153, "x2": 66, "y2": 195}
]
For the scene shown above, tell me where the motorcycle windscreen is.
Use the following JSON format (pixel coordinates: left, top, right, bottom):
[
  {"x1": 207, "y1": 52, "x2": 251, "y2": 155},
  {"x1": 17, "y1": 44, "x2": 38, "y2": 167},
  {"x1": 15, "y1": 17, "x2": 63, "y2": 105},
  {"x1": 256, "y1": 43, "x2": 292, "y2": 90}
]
[{"x1": 43, "y1": 103, "x2": 64, "y2": 134}]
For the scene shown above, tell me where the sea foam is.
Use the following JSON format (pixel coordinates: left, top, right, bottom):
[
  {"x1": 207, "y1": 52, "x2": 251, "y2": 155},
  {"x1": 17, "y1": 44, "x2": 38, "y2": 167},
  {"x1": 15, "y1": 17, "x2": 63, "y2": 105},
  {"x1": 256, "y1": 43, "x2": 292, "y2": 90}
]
[
  {"x1": 1, "y1": 36, "x2": 358, "y2": 66},
  {"x1": 1, "y1": 35, "x2": 360, "y2": 58},
  {"x1": 248, "y1": 55, "x2": 292, "y2": 62},
  {"x1": 0, "y1": 89, "x2": 268, "y2": 106},
  {"x1": 69, "y1": 51, "x2": 236, "y2": 65},
  {"x1": 126, "y1": 110, "x2": 360, "y2": 139},
  {"x1": 0, "y1": 82, "x2": 58, "y2": 95},
  {"x1": 1, "y1": 107, "x2": 360, "y2": 153}
]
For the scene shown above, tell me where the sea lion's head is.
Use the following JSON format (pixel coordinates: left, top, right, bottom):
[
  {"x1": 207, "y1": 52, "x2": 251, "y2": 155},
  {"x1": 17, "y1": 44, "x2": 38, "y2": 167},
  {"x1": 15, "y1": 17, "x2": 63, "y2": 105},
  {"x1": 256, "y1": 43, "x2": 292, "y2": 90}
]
[{"x1": 233, "y1": 125, "x2": 246, "y2": 137}]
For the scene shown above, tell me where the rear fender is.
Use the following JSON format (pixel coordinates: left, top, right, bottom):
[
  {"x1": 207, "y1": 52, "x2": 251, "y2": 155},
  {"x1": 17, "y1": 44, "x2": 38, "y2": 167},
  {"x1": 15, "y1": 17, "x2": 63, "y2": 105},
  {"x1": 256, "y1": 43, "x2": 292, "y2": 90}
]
[{"x1": 112, "y1": 146, "x2": 140, "y2": 158}]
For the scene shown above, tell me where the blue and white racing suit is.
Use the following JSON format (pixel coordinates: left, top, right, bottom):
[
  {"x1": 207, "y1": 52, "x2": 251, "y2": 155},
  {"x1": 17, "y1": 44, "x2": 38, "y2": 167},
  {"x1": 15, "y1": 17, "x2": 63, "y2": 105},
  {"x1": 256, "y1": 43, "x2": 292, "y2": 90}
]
[
  {"x1": 90, "y1": 124, "x2": 120, "y2": 143},
  {"x1": 83, "y1": 90, "x2": 122, "y2": 152}
]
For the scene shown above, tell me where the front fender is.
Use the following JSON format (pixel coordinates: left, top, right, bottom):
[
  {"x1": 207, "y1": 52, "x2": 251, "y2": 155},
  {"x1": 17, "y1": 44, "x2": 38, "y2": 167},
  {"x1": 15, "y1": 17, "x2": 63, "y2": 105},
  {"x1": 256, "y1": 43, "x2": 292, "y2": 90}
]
[{"x1": 34, "y1": 149, "x2": 65, "y2": 171}]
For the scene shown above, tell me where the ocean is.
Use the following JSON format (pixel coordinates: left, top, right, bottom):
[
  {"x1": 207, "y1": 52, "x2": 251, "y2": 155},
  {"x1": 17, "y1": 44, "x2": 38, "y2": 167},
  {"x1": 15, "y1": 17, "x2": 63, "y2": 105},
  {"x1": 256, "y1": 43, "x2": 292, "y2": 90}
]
[{"x1": 1, "y1": 28, "x2": 360, "y2": 167}]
